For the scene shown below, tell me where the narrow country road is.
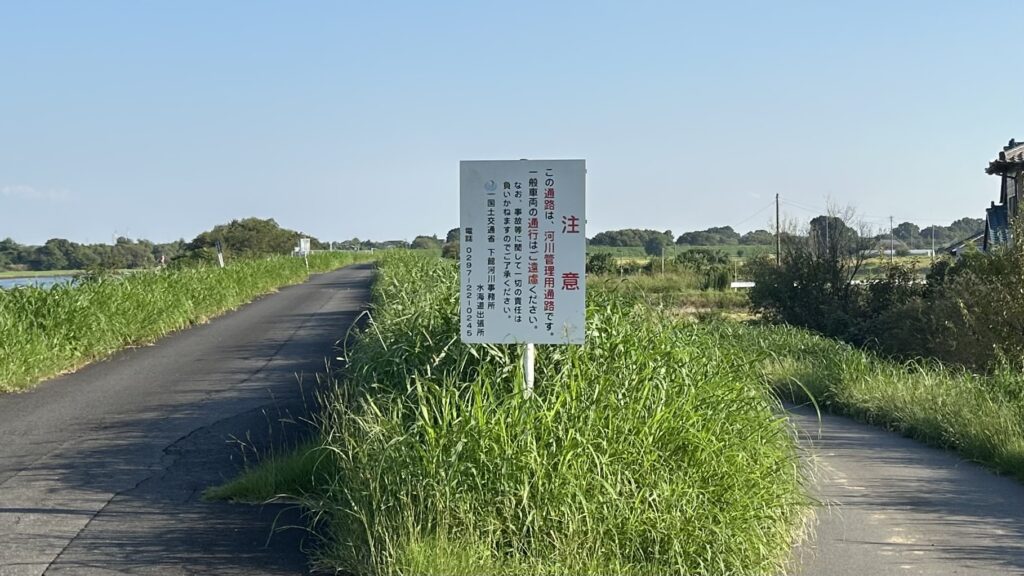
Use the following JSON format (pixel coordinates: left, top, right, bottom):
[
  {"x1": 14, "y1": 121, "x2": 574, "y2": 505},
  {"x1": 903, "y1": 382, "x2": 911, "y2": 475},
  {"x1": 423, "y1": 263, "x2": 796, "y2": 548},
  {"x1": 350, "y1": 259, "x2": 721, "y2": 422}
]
[
  {"x1": 0, "y1": 264, "x2": 374, "y2": 576},
  {"x1": 787, "y1": 403, "x2": 1024, "y2": 575}
]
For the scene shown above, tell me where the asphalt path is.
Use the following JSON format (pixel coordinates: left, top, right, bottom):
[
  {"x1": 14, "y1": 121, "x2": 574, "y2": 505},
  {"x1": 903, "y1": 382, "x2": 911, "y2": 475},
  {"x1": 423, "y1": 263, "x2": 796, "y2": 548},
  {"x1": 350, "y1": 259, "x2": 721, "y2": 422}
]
[
  {"x1": 0, "y1": 263, "x2": 374, "y2": 576},
  {"x1": 787, "y1": 403, "x2": 1024, "y2": 575}
]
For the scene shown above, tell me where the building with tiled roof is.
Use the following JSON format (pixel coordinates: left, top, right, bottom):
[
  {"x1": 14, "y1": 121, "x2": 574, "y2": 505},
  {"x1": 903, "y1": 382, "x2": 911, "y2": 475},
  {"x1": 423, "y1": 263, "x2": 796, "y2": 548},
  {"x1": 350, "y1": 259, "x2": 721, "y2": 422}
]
[{"x1": 982, "y1": 138, "x2": 1022, "y2": 251}]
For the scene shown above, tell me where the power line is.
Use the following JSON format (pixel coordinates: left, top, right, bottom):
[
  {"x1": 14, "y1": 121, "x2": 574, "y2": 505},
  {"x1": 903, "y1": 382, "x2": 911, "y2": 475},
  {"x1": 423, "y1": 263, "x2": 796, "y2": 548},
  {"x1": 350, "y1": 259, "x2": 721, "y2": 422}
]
[
  {"x1": 777, "y1": 199, "x2": 978, "y2": 229},
  {"x1": 649, "y1": 196, "x2": 982, "y2": 247},
  {"x1": 780, "y1": 196, "x2": 971, "y2": 224},
  {"x1": 732, "y1": 200, "x2": 777, "y2": 228},
  {"x1": 780, "y1": 199, "x2": 827, "y2": 213}
]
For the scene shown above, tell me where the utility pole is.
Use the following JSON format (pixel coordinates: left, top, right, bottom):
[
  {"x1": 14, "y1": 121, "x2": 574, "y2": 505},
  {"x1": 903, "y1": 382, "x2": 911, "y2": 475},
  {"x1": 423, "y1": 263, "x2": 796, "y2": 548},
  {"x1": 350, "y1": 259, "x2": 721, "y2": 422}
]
[
  {"x1": 775, "y1": 193, "x2": 781, "y2": 265},
  {"x1": 889, "y1": 216, "x2": 894, "y2": 264},
  {"x1": 931, "y1": 226, "x2": 935, "y2": 263}
]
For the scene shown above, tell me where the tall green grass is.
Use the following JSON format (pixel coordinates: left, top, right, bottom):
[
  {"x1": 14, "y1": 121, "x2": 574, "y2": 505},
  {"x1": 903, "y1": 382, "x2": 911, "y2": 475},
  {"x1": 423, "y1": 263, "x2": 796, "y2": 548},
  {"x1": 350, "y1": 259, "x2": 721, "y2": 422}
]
[
  {"x1": 0, "y1": 252, "x2": 372, "y2": 391},
  {"x1": 711, "y1": 322, "x2": 1024, "y2": 481},
  {"x1": 0, "y1": 269, "x2": 81, "y2": 279},
  {"x1": 241, "y1": 252, "x2": 808, "y2": 575},
  {"x1": 585, "y1": 245, "x2": 648, "y2": 258},
  {"x1": 587, "y1": 245, "x2": 768, "y2": 259},
  {"x1": 590, "y1": 273, "x2": 749, "y2": 314}
]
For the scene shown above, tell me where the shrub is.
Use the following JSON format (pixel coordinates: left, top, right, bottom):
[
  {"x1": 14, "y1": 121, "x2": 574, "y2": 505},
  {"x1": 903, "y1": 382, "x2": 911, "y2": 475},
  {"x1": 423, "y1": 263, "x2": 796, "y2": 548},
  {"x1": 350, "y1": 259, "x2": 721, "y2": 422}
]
[
  {"x1": 751, "y1": 214, "x2": 1024, "y2": 371},
  {"x1": 441, "y1": 240, "x2": 459, "y2": 260},
  {"x1": 585, "y1": 251, "x2": 616, "y2": 274}
]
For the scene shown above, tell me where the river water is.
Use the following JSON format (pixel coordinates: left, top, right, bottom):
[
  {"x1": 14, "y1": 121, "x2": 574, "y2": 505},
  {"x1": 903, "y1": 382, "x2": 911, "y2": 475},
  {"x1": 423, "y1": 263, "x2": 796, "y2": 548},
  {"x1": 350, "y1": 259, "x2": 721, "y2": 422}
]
[{"x1": 0, "y1": 275, "x2": 76, "y2": 290}]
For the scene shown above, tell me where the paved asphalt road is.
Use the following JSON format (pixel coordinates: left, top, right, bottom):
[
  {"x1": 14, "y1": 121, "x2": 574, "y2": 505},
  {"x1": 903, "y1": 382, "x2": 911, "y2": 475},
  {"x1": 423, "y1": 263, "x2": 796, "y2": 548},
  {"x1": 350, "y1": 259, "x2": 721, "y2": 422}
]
[
  {"x1": 787, "y1": 403, "x2": 1024, "y2": 575},
  {"x1": 0, "y1": 264, "x2": 374, "y2": 576}
]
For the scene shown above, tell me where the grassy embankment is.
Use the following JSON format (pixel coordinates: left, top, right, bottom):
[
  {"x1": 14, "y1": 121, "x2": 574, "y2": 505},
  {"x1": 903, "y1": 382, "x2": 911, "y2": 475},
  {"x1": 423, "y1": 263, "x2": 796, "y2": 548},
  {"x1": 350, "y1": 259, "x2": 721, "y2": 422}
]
[
  {"x1": 727, "y1": 323, "x2": 1024, "y2": 480},
  {"x1": 210, "y1": 251, "x2": 809, "y2": 575},
  {"x1": 591, "y1": 245, "x2": 932, "y2": 280},
  {"x1": 0, "y1": 269, "x2": 81, "y2": 279},
  {"x1": 589, "y1": 271, "x2": 749, "y2": 318},
  {"x1": 588, "y1": 245, "x2": 771, "y2": 259},
  {"x1": 856, "y1": 254, "x2": 934, "y2": 279},
  {"x1": 616, "y1": 275, "x2": 1024, "y2": 483},
  {"x1": 0, "y1": 252, "x2": 372, "y2": 392}
]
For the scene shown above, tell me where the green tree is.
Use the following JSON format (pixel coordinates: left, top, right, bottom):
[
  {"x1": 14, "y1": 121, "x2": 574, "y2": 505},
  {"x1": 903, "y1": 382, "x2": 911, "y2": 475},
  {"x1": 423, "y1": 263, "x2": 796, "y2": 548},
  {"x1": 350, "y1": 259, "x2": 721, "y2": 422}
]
[
  {"x1": 0, "y1": 238, "x2": 21, "y2": 267},
  {"x1": 740, "y1": 229, "x2": 774, "y2": 245},
  {"x1": 411, "y1": 235, "x2": 442, "y2": 250},
  {"x1": 337, "y1": 238, "x2": 363, "y2": 250},
  {"x1": 676, "y1": 248, "x2": 730, "y2": 268},
  {"x1": 590, "y1": 229, "x2": 672, "y2": 248},
  {"x1": 586, "y1": 252, "x2": 616, "y2": 274},
  {"x1": 809, "y1": 215, "x2": 857, "y2": 259},
  {"x1": 919, "y1": 226, "x2": 951, "y2": 247},
  {"x1": 948, "y1": 217, "x2": 984, "y2": 240},
  {"x1": 676, "y1": 226, "x2": 740, "y2": 246},
  {"x1": 32, "y1": 239, "x2": 72, "y2": 270},
  {"x1": 441, "y1": 240, "x2": 459, "y2": 260},
  {"x1": 749, "y1": 210, "x2": 874, "y2": 337},
  {"x1": 154, "y1": 239, "x2": 187, "y2": 262},
  {"x1": 68, "y1": 243, "x2": 101, "y2": 269},
  {"x1": 644, "y1": 235, "x2": 669, "y2": 256},
  {"x1": 893, "y1": 222, "x2": 921, "y2": 248},
  {"x1": 117, "y1": 242, "x2": 156, "y2": 268},
  {"x1": 673, "y1": 249, "x2": 732, "y2": 290},
  {"x1": 185, "y1": 218, "x2": 315, "y2": 257},
  {"x1": 442, "y1": 228, "x2": 460, "y2": 259}
]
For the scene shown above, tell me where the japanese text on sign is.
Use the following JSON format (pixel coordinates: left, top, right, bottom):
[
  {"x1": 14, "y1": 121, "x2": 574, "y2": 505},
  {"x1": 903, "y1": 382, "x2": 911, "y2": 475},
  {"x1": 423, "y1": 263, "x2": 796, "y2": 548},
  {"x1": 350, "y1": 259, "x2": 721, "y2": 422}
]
[{"x1": 460, "y1": 160, "x2": 586, "y2": 344}]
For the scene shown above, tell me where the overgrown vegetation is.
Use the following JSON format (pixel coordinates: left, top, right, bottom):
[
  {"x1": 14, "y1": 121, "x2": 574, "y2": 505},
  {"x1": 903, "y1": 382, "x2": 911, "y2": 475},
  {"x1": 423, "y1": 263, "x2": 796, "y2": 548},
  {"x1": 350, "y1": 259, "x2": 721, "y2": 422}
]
[
  {"x1": 0, "y1": 252, "x2": 372, "y2": 391},
  {"x1": 864, "y1": 243, "x2": 1024, "y2": 369},
  {"x1": 749, "y1": 213, "x2": 1021, "y2": 371},
  {"x1": 735, "y1": 209, "x2": 1024, "y2": 482},
  {"x1": 588, "y1": 248, "x2": 738, "y2": 295},
  {"x1": 218, "y1": 252, "x2": 808, "y2": 575},
  {"x1": 595, "y1": 272, "x2": 1024, "y2": 484},
  {"x1": 583, "y1": 248, "x2": 748, "y2": 320}
]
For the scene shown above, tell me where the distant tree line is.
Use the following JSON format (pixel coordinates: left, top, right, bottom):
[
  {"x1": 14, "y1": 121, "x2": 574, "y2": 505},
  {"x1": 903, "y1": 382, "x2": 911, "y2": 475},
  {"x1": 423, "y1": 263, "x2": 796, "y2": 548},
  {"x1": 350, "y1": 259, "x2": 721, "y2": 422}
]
[
  {"x1": 879, "y1": 217, "x2": 983, "y2": 250},
  {"x1": 589, "y1": 229, "x2": 674, "y2": 248},
  {"x1": 437, "y1": 217, "x2": 985, "y2": 262},
  {"x1": 333, "y1": 238, "x2": 416, "y2": 251},
  {"x1": 587, "y1": 217, "x2": 985, "y2": 254},
  {"x1": 0, "y1": 236, "x2": 187, "y2": 272},
  {"x1": 0, "y1": 217, "x2": 327, "y2": 272},
  {"x1": 1, "y1": 217, "x2": 450, "y2": 272}
]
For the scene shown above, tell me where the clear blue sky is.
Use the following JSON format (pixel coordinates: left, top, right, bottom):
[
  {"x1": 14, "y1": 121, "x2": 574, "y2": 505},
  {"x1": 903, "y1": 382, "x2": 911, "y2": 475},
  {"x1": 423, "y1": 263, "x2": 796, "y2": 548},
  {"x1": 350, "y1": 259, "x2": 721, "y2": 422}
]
[{"x1": 2, "y1": 1, "x2": 1022, "y2": 245}]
